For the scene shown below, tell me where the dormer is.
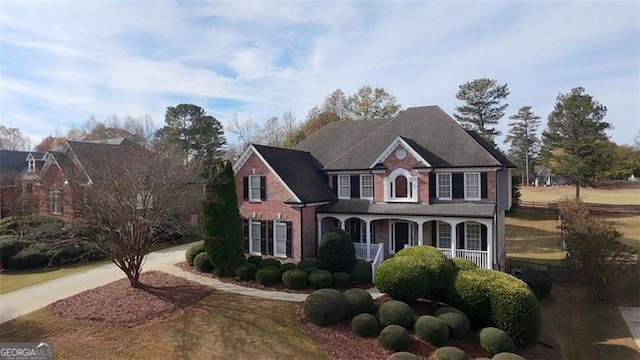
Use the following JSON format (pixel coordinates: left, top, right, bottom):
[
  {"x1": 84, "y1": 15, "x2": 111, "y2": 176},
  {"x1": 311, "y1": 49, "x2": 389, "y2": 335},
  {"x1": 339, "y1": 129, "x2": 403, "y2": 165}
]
[{"x1": 26, "y1": 153, "x2": 36, "y2": 173}]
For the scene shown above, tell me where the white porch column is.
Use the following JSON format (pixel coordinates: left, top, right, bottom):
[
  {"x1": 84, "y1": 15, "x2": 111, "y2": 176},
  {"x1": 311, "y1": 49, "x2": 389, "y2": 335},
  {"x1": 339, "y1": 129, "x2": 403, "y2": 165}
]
[
  {"x1": 365, "y1": 220, "x2": 371, "y2": 261},
  {"x1": 339, "y1": 219, "x2": 345, "y2": 230},
  {"x1": 486, "y1": 223, "x2": 493, "y2": 269},
  {"x1": 417, "y1": 221, "x2": 424, "y2": 246},
  {"x1": 450, "y1": 222, "x2": 457, "y2": 258}
]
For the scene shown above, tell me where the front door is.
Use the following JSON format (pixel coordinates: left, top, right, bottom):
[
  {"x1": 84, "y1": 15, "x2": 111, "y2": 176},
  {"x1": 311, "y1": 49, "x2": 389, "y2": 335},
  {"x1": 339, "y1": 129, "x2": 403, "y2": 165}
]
[{"x1": 393, "y1": 222, "x2": 409, "y2": 253}]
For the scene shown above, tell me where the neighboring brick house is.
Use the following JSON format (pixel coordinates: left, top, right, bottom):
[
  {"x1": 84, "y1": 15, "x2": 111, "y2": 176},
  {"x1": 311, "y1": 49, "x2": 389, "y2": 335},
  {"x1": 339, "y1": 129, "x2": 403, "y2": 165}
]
[
  {"x1": 233, "y1": 106, "x2": 516, "y2": 270},
  {"x1": 0, "y1": 150, "x2": 47, "y2": 218}
]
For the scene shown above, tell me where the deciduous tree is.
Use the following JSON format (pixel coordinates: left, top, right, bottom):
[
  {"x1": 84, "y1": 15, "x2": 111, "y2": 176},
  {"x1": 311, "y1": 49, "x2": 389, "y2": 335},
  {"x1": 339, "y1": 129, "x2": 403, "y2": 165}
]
[
  {"x1": 0, "y1": 126, "x2": 30, "y2": 150},
  {"x1": 454, "y1": 78, "x2": 510, "y2": 144},
  {"x1": 349, "y1": 85, "x2": 401, "y2": 121},
  {"x1": 504, "y1": 106, "x2": 541, "y2": 186}
]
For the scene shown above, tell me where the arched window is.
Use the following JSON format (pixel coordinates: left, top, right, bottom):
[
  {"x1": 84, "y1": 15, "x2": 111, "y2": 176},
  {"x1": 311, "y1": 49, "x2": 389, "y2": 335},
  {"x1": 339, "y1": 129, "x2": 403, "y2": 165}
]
[
  {"x1": 384, "y1": 168, "x2": 418, "y2": 202},
  {"x1": 394, "y1": 175, "x2": 407, "y2": 197}
]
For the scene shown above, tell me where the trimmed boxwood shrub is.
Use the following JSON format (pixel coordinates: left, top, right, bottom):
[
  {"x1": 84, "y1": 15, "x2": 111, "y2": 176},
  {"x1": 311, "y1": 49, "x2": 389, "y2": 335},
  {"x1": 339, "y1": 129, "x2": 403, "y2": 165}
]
[
  {"x1": 437, "y1": 310, "x2": 471, "y2": 340},
  {"x1": 514, "y1": 268, "x2": 553, "y2": 299},
  {"x1": 235, "y1": 263, "x2": 258, "y2": 281},
  {"x1": 351, "y1": 313, "x2": 379, "y2": 337},
  {"x1": 332, "y1": 272, "x2": 352, "y2": 288},
  {"x1": 414, "y1": 315, "x2": 449, "y2": 346},
  {"x1": 308, "y1": 269, "x2": 333, "y2": 289},
  {"x1": 282, "y1": 269, "x2": 308, "y2": 290},
  {"x1": 479, "y1": 327, "x2": 516, "y2": 355},
  {"x1": 434, "y1": 346, "x2": 469, "y2": 360},
  {"x1": 319, "y1": 228, "x2": 356, "y2": 273},
  {"x1": 194, "y1": 252, "x2": 213, "y2": 273},
  {"x1": 246, "y1": 255, "x2": 262, "y2": 267},
  {"x1": 343, "y1": 288, "x2": 374, "y2": 318},
  {"x1": 185, "y1": 242, "x2": 205, "y2": 266},
  {"x1": 386, "y1": 352, "x2": 420, "y2": 360},
  {"x1": 297, "y1": 258, "x2": 324, "y2": 271},
  {"x1": 303, "y1": 267, "x2": 318, "y2": 274},
  {"x1": 375, "y1": 246, "x2": 453, "y2": 303},
  {"x1": 281, "y1": 262, "x2": 296, "y2": 273},
  {"x1": 256, "y1": 266, "x2": 281, "y2": 286},
  {"x1": 260, "y1": 258, "x2": 281, "y2": 269},
  {"x1": 303, "y1": 288, "x2": 348, "y2": 326},
  {"x1": 450, "y1": 257, "x2": 477, "y2": 272},
  {"x1": 8, "y1": 246, "x2": 49, "y2": 270},
  {"x1": 379, "y1": 300, "x2": 415, "y2": 329},
  {"x1": 378, "y1": 325, "x2": 411, "y2": 352},
  {"x1": 434, "y1": 306, "x2": 466, "y2": 317},
  {"x1": 491, "y1": 353, "x2": 526, "y2": 360},
  {"x1": 445, "y1": 268, "x2": 493, "y2": 326},
  {"x1": 351, "y1": 260, "x2": 372, "y2": 284}
]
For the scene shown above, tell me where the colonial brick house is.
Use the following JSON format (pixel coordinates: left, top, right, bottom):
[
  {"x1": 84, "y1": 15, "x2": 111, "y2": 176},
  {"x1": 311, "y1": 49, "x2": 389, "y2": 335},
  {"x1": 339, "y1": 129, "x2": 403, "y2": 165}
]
[
  {"x1": 233, "y1": 106, "x2": 515, "y2": 270},
  {"x1": 0, "y1": 150, "x2": 47, "y2": 218}
]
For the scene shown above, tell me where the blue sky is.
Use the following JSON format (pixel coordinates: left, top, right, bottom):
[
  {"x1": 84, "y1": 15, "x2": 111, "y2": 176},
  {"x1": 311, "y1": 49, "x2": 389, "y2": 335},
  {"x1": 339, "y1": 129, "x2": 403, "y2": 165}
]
[{"x1": 1, "y1": 1, "x2": 638, "y2": 149}]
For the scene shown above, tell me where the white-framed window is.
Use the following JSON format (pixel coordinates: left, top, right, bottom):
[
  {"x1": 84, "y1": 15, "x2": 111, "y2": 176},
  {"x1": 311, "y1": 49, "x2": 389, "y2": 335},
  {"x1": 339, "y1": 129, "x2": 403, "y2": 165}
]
[
  {"x1": 437, "y1": 222, "x2": 452, "y2": 249},
  {"x1": 360, "y1": 174, "x2": 373, "y2": 199},
  {"x1": 27, "y1": 157, "x2": 36, "y2": 173},
  {"x1": 464, "y1": 172, "x2": 481, "y2": 200},
  {"x1": 338, "y1": 175, "x2": 351, "y2": 199},
  {"x1": 250, "y1": 220, "x2": 262, "y2": 254},
  {"x1": 190, "y1": 215, "x2": 199, "y2": 228},
  {"x1": 49, "y1": 189, "x2": 62, "y2": 215},
  {"x1": 249, "y1": 175, "x2": 262, "y2": 202},
  {"x1": 436, "y1": 173, "x2": 452, "y2": 200},
  {"x1": 274, "y1": 220, "x2": 287, "y2": 257},
  {"x1": 136, "y1": 191, "x2": 153, "y2": 209},
  {"x1": 384, "y1": 168, "x2": 418, "y2": 202},
  {"x1": 465, "y1": 223, "x2": 481, "y2": 250}
]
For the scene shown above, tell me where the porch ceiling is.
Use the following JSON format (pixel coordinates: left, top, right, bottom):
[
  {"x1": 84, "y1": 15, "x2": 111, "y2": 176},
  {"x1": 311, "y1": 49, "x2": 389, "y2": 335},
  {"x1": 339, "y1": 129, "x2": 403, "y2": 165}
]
[{"x1": 317, "y1": 200, "x2": 495, "y2": 218}]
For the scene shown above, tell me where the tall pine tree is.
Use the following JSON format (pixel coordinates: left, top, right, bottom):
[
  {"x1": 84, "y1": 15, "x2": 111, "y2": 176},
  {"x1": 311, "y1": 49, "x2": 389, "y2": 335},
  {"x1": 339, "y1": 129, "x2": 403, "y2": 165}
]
[
  {"x1": 541, "y1": 87, "x2": 611, "y2": 198},
  {"x1": 454, "y1": 78, "x2": 510, "y2": 145},
  {"x1": 504, "y1": 106, "x2": 541, "y2": 186}
]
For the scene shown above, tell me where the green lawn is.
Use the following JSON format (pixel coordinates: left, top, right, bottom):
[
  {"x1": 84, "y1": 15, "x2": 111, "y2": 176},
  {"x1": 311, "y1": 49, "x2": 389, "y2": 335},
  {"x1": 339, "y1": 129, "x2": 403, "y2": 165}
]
[
  {"x1": 0, "y1": 261, "x2": 108, "y2": 294},
  {"x1": 505, "y1": 208, "x2": 566, "y2": 260}
]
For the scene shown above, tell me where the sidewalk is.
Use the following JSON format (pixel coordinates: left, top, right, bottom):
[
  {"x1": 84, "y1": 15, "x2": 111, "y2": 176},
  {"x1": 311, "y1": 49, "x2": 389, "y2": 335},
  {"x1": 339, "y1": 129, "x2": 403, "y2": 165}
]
[{"x1": 0, "y1": 242, "x2": 382, "y2": 324}]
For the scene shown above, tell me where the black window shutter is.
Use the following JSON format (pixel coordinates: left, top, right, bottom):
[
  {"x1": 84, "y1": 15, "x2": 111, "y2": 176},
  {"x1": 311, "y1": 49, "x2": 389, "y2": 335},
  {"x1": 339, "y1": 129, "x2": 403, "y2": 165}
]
[
  {"x1": 481, "y1": 173, "x2": 488, "y2": 199},
  {"x1": 481, "y1": 226, "x2": 488, "y2": 251},
  {"x1": 457, "y1": 223, "x2": 465, "y2": 249},
  {"x1": 429, "y1": 173, "x2": 436, "y2": 199},
  {"x1": 267, "y1": 221, "x2": 274, "y2": 256},
  {"x1": 350, "y1": 175, "x2": 360, "y2": 198},
  {"x1": 243, "y1": 176, "x2": 249, "y2": 200},
  {"x1": 260, "y1": 176, "x2": 266, "y2": 200},
  {"x1": 332, "y1": 175, "x2": 338, "y2": 195},
  {"x1": 286, "y1": 222, "x2": 292, "y2": 257},
  {"x1": 431, "y1": 221, "x2": 437, "y2": 246},
  {"x1": 260, "y1": 221, "x2": 268, "y2": 255},
  {"x1": 242, "y1": 219, "x2": 249, "y2": 252},
  {"x1": 452, "y1": 173, "x2": 464, "y2": 199}
]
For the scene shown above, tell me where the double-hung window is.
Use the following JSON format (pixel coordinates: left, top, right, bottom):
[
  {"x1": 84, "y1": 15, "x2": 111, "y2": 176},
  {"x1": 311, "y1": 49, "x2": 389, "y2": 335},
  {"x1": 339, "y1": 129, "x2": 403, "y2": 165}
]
[
  {"x1": 250, "y1": 220, "x2": 262, "y2": 254},
  {"x1": 360, "y1": 174, "x2": 373, "y2": 199},
  {"x1": 437, "y1": 173, "x2": 451, "y2": 199},
  {"x1": 464, "y1": 172, "x2": 481, "y2": 200},
  {"x1": 49, "y1": 189, "x2": 62, "y2": 215},
  {"x1": 437, "y1": 222, "x2": 452, "y2": 249},
  {"x1": 465, "y1": 223, "x2": 481, "y2": 250},
  {"x1": 249, "y1": 175, "x2": 262, "y2": 201},
  {"x1": 337, "y1": 175, "x2": 351, "y2": 199},
  {"x1": 273, "y1": 221, "x2": 287, "y2": 257}
]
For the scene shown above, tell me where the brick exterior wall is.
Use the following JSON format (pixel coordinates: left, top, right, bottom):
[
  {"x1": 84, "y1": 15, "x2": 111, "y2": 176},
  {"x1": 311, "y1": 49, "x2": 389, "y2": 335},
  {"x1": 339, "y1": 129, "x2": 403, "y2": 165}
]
[
  {"x1": 380, "y1": 144, "x2": 431, "y2": 203},
  {"x1": 39, "y1": 164, "x2": 74, "y2": 222}
]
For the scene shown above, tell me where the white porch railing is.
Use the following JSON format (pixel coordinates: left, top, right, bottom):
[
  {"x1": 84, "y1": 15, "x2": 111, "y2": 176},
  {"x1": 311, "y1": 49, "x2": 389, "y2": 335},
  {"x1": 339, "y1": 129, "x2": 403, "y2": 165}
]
[
  {"x1": 371, "y1": 243, "x2": 384, "y2": 279},
  {"x1": 354, "y1": 243, "x2": 382, "y2": 261},
  {"x1": 406, "y1": 245, "x2": 489, "y2": 269}
]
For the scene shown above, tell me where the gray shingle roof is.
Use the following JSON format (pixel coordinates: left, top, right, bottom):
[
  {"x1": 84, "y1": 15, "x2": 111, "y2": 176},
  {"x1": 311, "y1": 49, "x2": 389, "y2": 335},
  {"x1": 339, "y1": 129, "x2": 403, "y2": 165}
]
[
  {"x1": 252, "y1": 144, "x2": 335, "y2": 204},
  {"x1": 294, "y1": 106, "x2": 514, "y2": 170},
  {"x1": 0, "y1": 150, "x2": 46, "y2": 183},
  {"x1": 318, "y1": 200, "x2": 495, "y2": 218}
]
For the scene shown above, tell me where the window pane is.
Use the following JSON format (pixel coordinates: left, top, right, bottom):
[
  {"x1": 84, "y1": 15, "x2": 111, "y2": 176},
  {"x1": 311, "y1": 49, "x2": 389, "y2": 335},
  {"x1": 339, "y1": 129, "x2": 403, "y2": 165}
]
[
  {"x1": 437, "y1": 174, "x2": 451, "y2": 198},
  {"x1": 275, "y1": 222, "x2": 286, "y2": 254},
  {"x1": 361, "y1": 175, "x2": 373, "y2": 198},
  {"x1": 250, "y1": 175, "x2": 261, "y2": 200},
  {"x1": 251, "y1": 222, "x2": 261, "y2": 252},
  {"x1": 338, "y1": 175, "x2": 350, "y2": 198},
  {"x1": 437, "y1": 222, "x2": 451, "y2": 249},
  {"x1": 466, "y1": 223, "x2": 481, "y2": 250},
  {"x1": 465, "y1": 173, "x2": 480, "y2": 199},
  {"x1": 394, "y1": 175, "x2": 407, "y2": 197}
]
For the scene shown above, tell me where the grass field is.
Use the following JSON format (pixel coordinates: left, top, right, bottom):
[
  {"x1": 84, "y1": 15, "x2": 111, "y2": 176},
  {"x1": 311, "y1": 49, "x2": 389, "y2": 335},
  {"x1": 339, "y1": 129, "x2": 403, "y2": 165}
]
[
  {"x1": 520, "y1": 186, "x2": 640, "y2": 205},
  {"x1": 0, "y1": 261, "x2": 107, "y2": 295}
]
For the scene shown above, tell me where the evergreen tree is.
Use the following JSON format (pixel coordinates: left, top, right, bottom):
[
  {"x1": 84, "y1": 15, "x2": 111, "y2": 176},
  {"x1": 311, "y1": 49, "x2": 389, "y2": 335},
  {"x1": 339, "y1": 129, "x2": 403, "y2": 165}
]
[
  {"x1": 202, "y1": 159, "x2": 245, "y2": 277},
  {"x1": 454, "y1": 78, "x2": 510, "y2": 144},
  {"x1": 541, "y1": 87, "x2": 611, "y2": 198},
  {"x1": 504, "y1": 106, "x2": 541, "y2": 186}
]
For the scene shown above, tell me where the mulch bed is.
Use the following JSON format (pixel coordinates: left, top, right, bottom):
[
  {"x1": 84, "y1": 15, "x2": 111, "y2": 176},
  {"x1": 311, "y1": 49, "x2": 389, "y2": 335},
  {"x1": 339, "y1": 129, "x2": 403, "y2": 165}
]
[{"x1": 50, "y1": 271, "x2": 213, "y2": 327}]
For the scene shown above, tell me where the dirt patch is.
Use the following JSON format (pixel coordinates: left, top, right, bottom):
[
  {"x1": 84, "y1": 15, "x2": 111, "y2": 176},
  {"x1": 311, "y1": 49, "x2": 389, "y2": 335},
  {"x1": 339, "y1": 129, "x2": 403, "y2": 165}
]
[{"x1": 50, "y1": 270, "x2": 212, "y2": 327}]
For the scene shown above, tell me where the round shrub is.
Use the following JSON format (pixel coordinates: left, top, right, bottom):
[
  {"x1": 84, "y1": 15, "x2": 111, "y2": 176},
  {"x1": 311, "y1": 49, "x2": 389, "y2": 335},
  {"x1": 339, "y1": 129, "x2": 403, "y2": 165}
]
[
  {"x1": 281, "y1": 262, "x2": 296, "y2": 273},
  {"x1": 414, "y1": 315, "x2": 449, "y2": 346},
  {"x1": 479, "y1": 327, "x2": 516, "y2": 355},
  {"x1": 193, "y1": 252, "x2": 213, "y2": 273},
  {"x1": 256, "y1": 266, "x2": 281, "y2": 286},
  {"x1": 319, "y1": 228, "x2": 356, "y2": 273},
  {"x1": 378, "y1": 300, "x2": 415, "y2": 329},
  {"x1": 0, "y1": 236, "x2": 32, "y2": 268},
  {"x1": 351, "y1": 313, "x2": 379, "y2": 337},
  {"x1": 375, "y1": 246, "x2": 454, "y2": 303},
  {"x1": 445, "y1": 268, "x2": 493, "y2": 326},
  {"x1": 303, "y1": 288, "x2": 348, "y2": 326},
  {"x1": 351, "y1": 260, "x2": 372, "y2": 284},
  {"x1": 434, "y1": 306, "x2": 466, "y2": 317},
  {"x1": 491, "y1": 353, "x2": 526, "y2": 360},
  {"x1": 303, "y1": 267, "x2": 318, "y2": 274},
  {"x1": 246, "y1": 255, "x2": 262, "y2": 267},
  {"x1": 8, "y1": 246, "x2": 49, "y2": 270},
  {"x1": 450, "y1": 257, "x2": 477, "y2": 272},
  {"x1": 260, "y1": 258, "x2": 281, "y2": 269},
  {"x1": 297, "y1": 258, "x2": 324, "y2": 271},
  {"x1": 514, "y1": 268, "x2": 553, "y2": 299},
  {"x1": 343, "y1": 288, "x2": 374, "y2": 318},
  {"x1": 434, "y1": 346, "x2": 469, "y2": 360},
  {"x1": 235, "y1": 263, "x2": 258, "y2": 281},
  {"x1": 282, "y1": 269, "x2": 308, "y2": 290},
  {"x1": 378, "y1": 325, "x2": 411, "y2": 352},
  {"x1": 332, "y1": 272, "x2": 352, "y2": 288},
  {"x1": 308, "y1": 269, "x2": 333, "y2": 289},
  {"x1": 185, "y1": 242, "x2": 205, "y2": 266},
  {"x1": 386, "y1": 352, "x2": 420, "y2": 360},
  {"x1": 437, "y1": 310, "x2": 471, "y2": 340}
]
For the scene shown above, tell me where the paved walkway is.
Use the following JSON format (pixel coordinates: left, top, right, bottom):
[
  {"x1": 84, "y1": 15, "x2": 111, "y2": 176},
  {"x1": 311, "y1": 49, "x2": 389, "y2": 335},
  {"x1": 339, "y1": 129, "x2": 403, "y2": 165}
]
[
  {"x1": 620, "y1": 306, "x2": 640, "y2": 349},
  {"x1": 0, "y1": 242, "x2": 382, "y2": 324}
]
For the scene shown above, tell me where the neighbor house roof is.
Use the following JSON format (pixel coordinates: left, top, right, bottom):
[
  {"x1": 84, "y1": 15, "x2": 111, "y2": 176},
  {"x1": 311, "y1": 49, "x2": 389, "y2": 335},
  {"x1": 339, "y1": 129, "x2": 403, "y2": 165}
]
[
  {"x1": 294, "y1": 106, "x2": 516, "y2": 170},
  {"x1": 318, "y1": 200, "x2": 495, "y2": 218},
  {"x1": 0, "y1": 150, "x2": 47, "y2": 183}
]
